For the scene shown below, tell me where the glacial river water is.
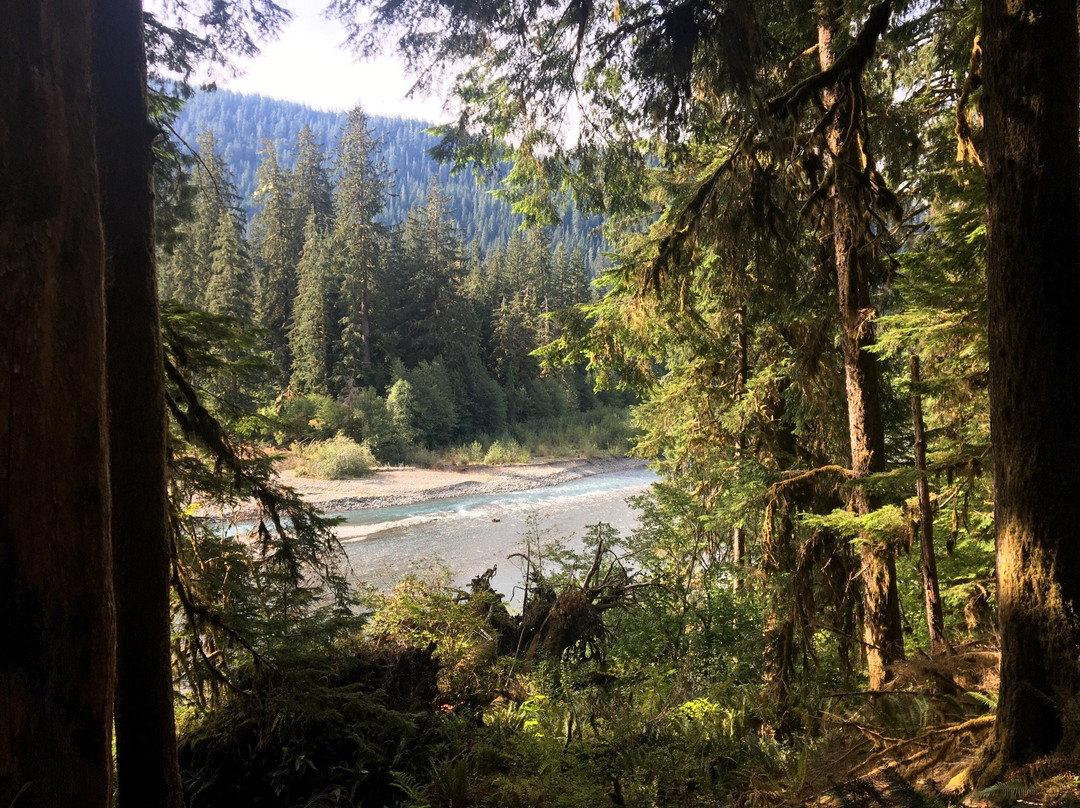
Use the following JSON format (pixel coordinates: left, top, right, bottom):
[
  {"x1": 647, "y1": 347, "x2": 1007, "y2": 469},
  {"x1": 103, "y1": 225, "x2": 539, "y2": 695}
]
[{"x1": 335, "y1": 467, "x2": 656, "y2": 601}]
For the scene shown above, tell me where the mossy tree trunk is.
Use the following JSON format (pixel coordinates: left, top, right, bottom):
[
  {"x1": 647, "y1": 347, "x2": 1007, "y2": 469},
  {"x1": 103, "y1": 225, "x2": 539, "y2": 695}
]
[
  {"x1": 818, "y1": 5, "x2": 904, "y2": 690},
  {"x1": 982, "y1": 0, "x2": 1080, "y2": 769},
  {"x1": 91, "y1": 1, "x2": 186, "y2": 805},
  {"x1": 0, "y1": 0, "x2": 115, "y2": 804}
]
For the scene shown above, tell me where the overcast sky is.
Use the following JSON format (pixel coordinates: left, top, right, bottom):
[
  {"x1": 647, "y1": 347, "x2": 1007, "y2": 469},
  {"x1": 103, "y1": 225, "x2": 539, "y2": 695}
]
[{"x1": 190, "y1": 1, "x2": 448, "y2": 120}]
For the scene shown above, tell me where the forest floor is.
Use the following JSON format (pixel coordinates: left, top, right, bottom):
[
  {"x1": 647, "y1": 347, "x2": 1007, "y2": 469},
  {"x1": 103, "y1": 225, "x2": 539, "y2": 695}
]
[{"x1": 277, "y1": 455, "x2": 649, "y2": 512}]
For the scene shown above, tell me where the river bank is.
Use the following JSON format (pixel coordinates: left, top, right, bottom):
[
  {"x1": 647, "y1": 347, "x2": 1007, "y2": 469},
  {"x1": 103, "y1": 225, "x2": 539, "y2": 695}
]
[{"x1": 279, "y1": 456, "x2": 649, "y2": 513}]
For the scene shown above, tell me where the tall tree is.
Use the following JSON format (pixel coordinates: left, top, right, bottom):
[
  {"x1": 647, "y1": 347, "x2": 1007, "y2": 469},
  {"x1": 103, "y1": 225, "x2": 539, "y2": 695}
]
[
  {"x1": 92, "y1": 1, "x2": 187, "y2": 807},
  {"x1": 290, "y1": 213, "x2": 339, "y2": 394},
  {"x1": 815, "y1": 0, "x2": 904, "y2": 689},
  {"x1": 982, "y1": 0, "x2": 1080, "y2": 771},
  {"x1": 205, "y1": 208, "x2": 255, "y2": 323},
  {"x1": 334, "y1": 104, "x2": 391, "y2": 384},
  {"x1": 291, "y1": 125, "x2": 335, "y2": 233},
  {"x1": 1, "y1": 1, "x2": 115, "y2": 805},
  {"x1": 253, "y1": 140, "x2": 299, "y2": 379},
  {"x1": 389, "y1": 185, "x2": 472, "y2": 366}
]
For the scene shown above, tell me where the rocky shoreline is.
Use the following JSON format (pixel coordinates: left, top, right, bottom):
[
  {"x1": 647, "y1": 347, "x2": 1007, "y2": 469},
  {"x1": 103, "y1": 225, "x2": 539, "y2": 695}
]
[{"x1": 278, "y1": 456, "x2": 649, "y2": 513}]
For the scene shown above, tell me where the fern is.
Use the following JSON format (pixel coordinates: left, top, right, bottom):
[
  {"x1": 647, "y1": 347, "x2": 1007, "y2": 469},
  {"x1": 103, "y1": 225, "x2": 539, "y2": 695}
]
[
  {"x1": 974, "y1": 779, "x2": 1035, "y2": 804},
  {"x1": 967, "y1": 691, "x2": 999, "y2": 711}
]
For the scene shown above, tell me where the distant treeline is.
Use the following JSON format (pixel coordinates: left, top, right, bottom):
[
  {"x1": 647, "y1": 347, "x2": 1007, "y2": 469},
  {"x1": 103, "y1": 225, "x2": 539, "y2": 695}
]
[
  {"x1": 158, "y1": 104, "x2": 631, "y2": 462},
  {"x1": 174, "y1": 89, "x2": 606, "y2": 265}
]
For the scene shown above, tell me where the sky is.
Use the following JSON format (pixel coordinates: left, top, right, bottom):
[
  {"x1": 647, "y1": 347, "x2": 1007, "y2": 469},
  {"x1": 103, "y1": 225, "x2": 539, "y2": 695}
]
[{"x1": 187, "y1": 1, "x2": 449, "y2": 120}]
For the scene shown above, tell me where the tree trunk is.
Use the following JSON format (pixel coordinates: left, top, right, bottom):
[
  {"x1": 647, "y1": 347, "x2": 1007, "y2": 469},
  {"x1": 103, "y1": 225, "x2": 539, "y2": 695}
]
[
  {"x1": 732, "y1": 305, "x2": 748, "y2": 587},
  {"x1": 90, "y1": 1, "x2": 187, "y2": 806},
  {"x1": 982, "y1": 0, "x2": 1080, "y2": 769},
  {"x1": 909, "y1": 355, "x2": 948, "y2": 655},
  {"x1": 819, "y1": 8, "x2": 904, "y2": 690},
  {"x1": 0, "y1": 1, "x2": 115, "y2": 805}
]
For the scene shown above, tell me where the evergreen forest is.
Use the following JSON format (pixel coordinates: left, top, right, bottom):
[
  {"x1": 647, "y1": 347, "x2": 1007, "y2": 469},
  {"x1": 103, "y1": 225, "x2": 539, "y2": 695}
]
[
  {"x1": 157, "y1": 100, "x2": 630, "y2": 464},
  {"x1": 173, "y1": 89, "x2": 607, "y2": 262},
  {"x1": 4, "y1": 1, "x2": 1080, "y2": 808}
]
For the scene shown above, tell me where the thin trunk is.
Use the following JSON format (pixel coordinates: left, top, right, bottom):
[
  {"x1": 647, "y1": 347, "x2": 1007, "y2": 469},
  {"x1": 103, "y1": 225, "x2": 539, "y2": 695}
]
[
  {"x1": 982, "y1": 0, "x2": 1080, "y2": 771},
  {"x1": 732, "y1": 305, "x2": 748, "y2": 587},
  {"x1": 909, "y1": 355, "x2": 948, "y2": 655},
  {"x1": 818, "y1": 7, "x2": 903, "y2": 690},
  {"x1": 0, "y1": 1, "x2": 115, "y2": 804},
  {"x1": 361, "y1": 282, "x2": 373, "y2": 365},
  {"x1": 90, "y1": 2, "x2": 186, "y2": 806}
]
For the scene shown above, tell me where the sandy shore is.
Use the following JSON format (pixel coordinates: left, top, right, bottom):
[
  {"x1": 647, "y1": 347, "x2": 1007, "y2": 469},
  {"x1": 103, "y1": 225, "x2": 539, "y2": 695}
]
[{"x1": 278, "y1": 456, "x2": 648, "y2": 513}]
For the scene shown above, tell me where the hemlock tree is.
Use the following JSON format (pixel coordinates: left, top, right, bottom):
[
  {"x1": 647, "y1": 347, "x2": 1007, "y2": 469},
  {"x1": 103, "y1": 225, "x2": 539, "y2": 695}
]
[{"x1": 981, "y1": 0, "x2": 1080, "y2": 772}]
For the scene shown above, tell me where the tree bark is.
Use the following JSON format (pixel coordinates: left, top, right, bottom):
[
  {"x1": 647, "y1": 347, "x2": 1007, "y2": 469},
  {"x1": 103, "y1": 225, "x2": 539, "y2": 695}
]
[
  {"x1": 90, "y1": 2, "x2": 186, "y2": 805},
  {"x1": 909, "y1": 355, "x2": 948, "y2": 655},
  {"x1": 819, "y1": 6, "x2": 904, "y2": 690},
  {"x1": 982, "y1": 0, "x2": 1080, "y2": 769},
  {"x1": 0, "y1": 1, "x2": 115, "y2": 805}
]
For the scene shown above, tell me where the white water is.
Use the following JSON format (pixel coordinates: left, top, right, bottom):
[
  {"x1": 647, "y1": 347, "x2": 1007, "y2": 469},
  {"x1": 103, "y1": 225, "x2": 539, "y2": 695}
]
[{"x1": 335, "y1": 467, "x2": 656, "y2": 600}]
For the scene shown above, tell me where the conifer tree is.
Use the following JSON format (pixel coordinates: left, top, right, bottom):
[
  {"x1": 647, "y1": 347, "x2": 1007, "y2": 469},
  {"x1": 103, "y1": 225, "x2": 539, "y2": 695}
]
[
  {"x1": 389, "y1": 184, "x2": 473, "y2": 366},
  {"x1": 291, "y1": 125, "x2": 335, "y2": 235},
  {"x1": 159, "y1": 130, "x2": 244, "y2": 310},
  {"x1": 289, "y1": 212, "x2": 339, "y2": 394},
  {"x1": 252, "y1": 140, "x2": 298, "y2": 379},
  {"x1": 205, "y1": 209, "x2": 254, "y2": 323},
  {"x1": 334, "y1": 104, "x2": 392, "y2": 385}
]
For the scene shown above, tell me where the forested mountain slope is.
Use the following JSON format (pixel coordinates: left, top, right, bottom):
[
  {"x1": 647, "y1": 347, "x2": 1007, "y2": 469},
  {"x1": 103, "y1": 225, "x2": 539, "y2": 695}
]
[{"x1": 174, "y1": 89, "x2": 605, "y2": 264}]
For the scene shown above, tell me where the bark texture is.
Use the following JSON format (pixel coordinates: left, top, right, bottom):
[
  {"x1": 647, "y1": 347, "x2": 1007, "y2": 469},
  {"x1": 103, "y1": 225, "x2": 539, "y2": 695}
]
[
  {"x1": 910, "y1": 356, "x2": 948, "y2": 655},
  {"x1": 0, "y1": 0, "x2": 115, "y2": 805},
  {"x1": 982, "y1": 0, "x2": 1080, "y2": 768},
  {"x1": 818, "y1": 6, "x2": 904, "y2": 690},
  {"x1": 91, "y1": 1, "x2": 186, "y2": 805}
]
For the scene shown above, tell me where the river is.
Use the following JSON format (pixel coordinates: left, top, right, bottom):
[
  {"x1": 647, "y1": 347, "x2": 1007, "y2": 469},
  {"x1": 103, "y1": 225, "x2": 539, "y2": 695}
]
[{"x1": 335, "y1": 466, "x2": 656, "y2": 601}]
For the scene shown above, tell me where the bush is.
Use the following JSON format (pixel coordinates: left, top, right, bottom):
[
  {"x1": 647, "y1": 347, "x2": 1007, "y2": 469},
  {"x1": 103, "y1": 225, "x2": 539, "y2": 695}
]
[
  {"x1": 483, "y1": 438, "x2": 531, "y2": 465},
  {"x1": 294, "y1": 434, "x2": 377, "y2": 479},
  {"x1": 278, "y1": 393, "x2": 347, "y2": 442},
  {"x1": 341, "y1": 385, "x2": 395, "y2": 455}
]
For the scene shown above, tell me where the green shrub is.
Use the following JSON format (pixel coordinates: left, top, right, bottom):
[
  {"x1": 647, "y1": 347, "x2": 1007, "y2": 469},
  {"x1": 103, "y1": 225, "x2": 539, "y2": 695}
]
[
  {"x1": 278, "y1": 394, "x2": 347, "y2": 442},
  {"x1": 483, "y1": 438, "x2": 531, "y2": 465},
  {"x1": 294, "y1": 434, "x2": 377, "y2": 479}
]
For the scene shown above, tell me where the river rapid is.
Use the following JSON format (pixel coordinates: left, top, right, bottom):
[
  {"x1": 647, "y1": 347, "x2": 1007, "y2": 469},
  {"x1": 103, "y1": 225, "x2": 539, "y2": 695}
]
[{"x1": 335, "y1": 467, "x2": 656, "y2": 602}]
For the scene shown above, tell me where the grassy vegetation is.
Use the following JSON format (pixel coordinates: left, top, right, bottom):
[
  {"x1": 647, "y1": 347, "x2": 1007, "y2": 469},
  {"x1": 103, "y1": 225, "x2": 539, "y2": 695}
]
[
  {"x1": 276, "y1": 405, "x2": 637, "y2": 477},
  {"x1": 290, "y1": 435, "x2": 378, "y2": 479}
]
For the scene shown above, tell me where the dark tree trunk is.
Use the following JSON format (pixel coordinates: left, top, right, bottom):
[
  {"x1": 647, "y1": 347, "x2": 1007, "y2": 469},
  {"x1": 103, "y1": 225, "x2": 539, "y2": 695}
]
[
  {"x1": 90, "y1": 2, "x2": 186, "y2": 805},
  {"x1": 818, "y1": 10, "x2": 904, "y2": 690},
  {"x1": 909, "y1": 355, "x2": 948, "y2": 655},
  {"x1": 0, "y1": 1, "x2": 115, "y2": 805},
  {"x1": 982, "y1": 0, "x2": 1080, "y2": 770}
]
